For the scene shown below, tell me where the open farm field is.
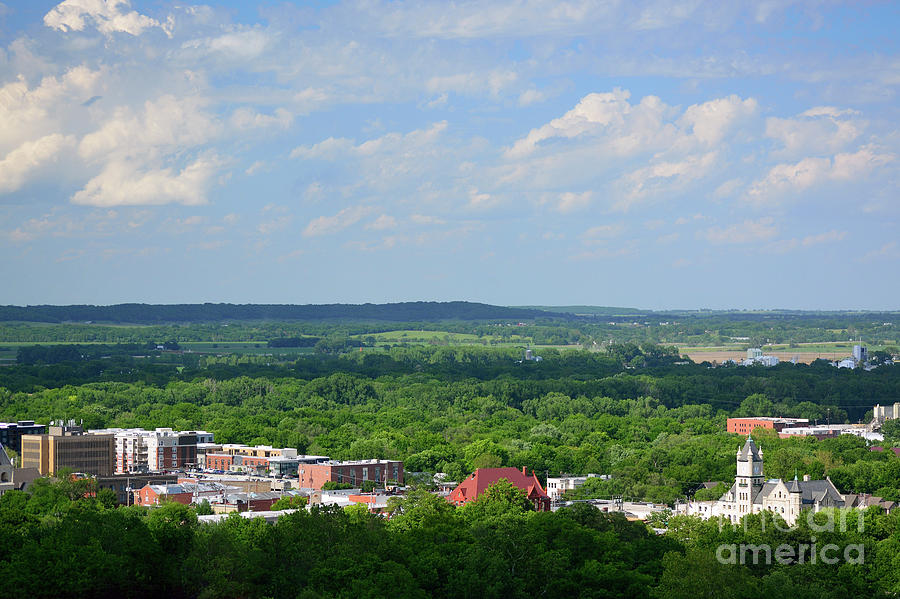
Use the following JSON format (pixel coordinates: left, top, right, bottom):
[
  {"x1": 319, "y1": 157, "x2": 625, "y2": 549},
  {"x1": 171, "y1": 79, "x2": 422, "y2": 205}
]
[
  {"x1": 681, "y1": 340, "x2": 895, "y2": 364},
  {"x1": 355, "y1": 329, "x2": 532, "y2": 345}
]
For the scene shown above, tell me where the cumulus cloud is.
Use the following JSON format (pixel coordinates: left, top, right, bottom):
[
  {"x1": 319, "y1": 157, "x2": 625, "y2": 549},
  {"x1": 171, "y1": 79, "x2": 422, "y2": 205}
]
[
  {"x1": 506, "y1": 90, "x2": 755, "y2": 159},
  {"x1": 747, "y1": 146, "x2": 894, "y2": 202},
  {"x1": 78, "y1": 95, "x2": 218, "y2": 161},
  {"x1": 71, "y1": 156, "x2": 221, "y2": 206},
  {"x1": 765, "y1": 106, "x2": 863, "y2": 158},
  {"x1": 678, "y1": 95, "x2": 758, "y2": 147},
  {"x1": 703, "y1": 217, "x2": 777, "y2": 244},
  {"x1": 303, "y1": 206, "x2": 372, "y2": 237},
  {"x1": 620, "y1": 151, "x2": 718, "y2": 207},
  {"x1": 44, "y1": 0, "x2": 170, "y2": 37},
  {"x1": 0, "y1": 66, "x2": 101, "y2": 152},
  {"x1": 0, "y1": 134, "x2": 76, "y2": 193}
]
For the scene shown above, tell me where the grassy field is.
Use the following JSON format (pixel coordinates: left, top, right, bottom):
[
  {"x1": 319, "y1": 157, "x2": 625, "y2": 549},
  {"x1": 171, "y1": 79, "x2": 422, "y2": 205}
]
[
  {"x1": 678, "y1": 341, "x2": 894, "y2": 364},
  {"x1": 353, "y1": 330, "x2": 532, "y2": 345}
]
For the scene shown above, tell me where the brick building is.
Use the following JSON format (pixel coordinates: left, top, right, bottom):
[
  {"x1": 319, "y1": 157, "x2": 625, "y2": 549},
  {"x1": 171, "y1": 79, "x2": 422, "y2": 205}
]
[
  {"x1": 726, "y1": 417, "x2": 809, "y2": 435},
  {"x1": 135, "y1": 484, "x2": 193, "y2": 506},
  {"x1": 134, "y1": 481, "x2": 229, "y2": 507},
  {"x1": 299, "y1": 459, "x2": 403, "y2": 490},
  {"x1": 448, "y1": 467, "x2": 551, "y2": 511},
  {"x1": 91, "y1": 473, "x2": 179, "y2": 505},
  {"x1": 205, "y1": 453, "x2": 272, "y2": 474}
]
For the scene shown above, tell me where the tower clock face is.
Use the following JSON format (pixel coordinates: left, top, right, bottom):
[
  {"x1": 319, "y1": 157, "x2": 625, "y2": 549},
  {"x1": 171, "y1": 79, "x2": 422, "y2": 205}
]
[{"x1": 753, "y1": 463, "x2": 761, "y2": 475}]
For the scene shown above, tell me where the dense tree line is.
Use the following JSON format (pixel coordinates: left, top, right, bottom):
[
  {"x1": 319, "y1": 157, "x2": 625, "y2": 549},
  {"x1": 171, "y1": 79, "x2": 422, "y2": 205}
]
[
  {"x1": 2, "y1": 345, "x2": 899, "y2": 503},
  {"x1": 2, "y1": 475, "x2": 900, "y2": 598},
  {"x1": 0, "y1": 302, "x2": 558, "y2": 324}
]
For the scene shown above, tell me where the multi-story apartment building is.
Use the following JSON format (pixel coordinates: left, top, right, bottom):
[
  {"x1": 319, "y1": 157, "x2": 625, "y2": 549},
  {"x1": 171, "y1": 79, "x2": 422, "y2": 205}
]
[{"x1": 88, "y1": 428, "x2": 214, "y2": 473}]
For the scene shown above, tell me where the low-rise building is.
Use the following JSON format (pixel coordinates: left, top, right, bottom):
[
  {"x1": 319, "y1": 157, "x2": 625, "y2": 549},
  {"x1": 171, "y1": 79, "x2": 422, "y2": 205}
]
[
  {"x1": 843, "y1": 493, "x2": 895, "y2": 513},
  {"x1": 134, "y1": 481, "x2": 231, "y2": 507},
  {"x1": 726, "y1": 417, "x2": 809, "y2": 435},
  {"x1": 299, "y1": 459, "x2": 403, "y2": 490},
  {"x1": 448, "y1": 467, "x2": 551, "y2": 512},
  {"x1": 213, "y1": 491, "x2": 292, "y2": 513},
  {"x1": 546, "y1": 474, "x2": 609, "y2": 501},
  {"x1": 91, "y1": 473, "x2": 179, "y2": 505}
]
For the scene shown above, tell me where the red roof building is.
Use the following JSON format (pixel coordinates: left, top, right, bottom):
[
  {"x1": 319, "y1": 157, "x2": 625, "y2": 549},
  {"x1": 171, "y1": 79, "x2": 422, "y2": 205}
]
[{"x1": 448, "y1": 467, "x2": 551, "y2": 511}]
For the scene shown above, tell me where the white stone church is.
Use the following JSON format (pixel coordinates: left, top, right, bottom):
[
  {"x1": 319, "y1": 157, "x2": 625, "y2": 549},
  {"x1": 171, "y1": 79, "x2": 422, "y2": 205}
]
[{"x1": 675, "y1": 436, "x2": 845, "y2": 526}]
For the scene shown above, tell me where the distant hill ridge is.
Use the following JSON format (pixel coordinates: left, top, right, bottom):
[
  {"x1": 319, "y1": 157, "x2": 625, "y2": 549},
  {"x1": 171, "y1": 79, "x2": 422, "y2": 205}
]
[{"x1": 0, "y1": 302, "x2": 562, "y2": 324}]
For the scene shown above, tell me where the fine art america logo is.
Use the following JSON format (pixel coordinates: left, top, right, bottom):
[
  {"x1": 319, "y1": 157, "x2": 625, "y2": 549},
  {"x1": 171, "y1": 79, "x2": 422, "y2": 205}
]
[{"x1": 715, "y1": 510, "x2": 865, "y2": 566}]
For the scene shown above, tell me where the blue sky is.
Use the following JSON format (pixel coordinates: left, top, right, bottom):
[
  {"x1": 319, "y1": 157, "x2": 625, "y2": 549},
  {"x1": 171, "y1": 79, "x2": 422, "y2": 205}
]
[{"x1": 0, "y1": 0, "x2": 898, "y2": 309}]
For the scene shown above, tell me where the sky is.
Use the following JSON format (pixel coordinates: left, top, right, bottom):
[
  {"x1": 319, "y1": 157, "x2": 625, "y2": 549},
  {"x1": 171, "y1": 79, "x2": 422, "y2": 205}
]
[{"x1": 0, "y1": 0, "x2": 898, "y2": 310}]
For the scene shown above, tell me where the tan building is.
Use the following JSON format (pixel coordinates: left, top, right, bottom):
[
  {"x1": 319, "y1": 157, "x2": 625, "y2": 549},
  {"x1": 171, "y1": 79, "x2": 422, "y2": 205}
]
[{"x1": 20, "y1": 425, "x2": 114, "y2": 476}]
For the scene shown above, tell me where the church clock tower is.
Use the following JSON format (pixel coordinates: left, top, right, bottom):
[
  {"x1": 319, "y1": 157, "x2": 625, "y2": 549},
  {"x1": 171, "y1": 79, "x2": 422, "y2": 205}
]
[{"x1": 735, "y1": 436, "x2": 764, "y2": 512}]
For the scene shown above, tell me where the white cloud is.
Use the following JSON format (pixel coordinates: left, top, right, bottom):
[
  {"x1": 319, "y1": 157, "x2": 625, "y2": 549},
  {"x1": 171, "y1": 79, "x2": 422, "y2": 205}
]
[
  {"x1": 861, "y1": 241, "x2": 898, "y2": 262},
  {"x1": 506, "y1": 88, "x2": 639, "y2": 158},
  {"x1": 714, "y1": 178, "x2": 742, "y2": 199},
  {"x1": 0, "y1": 134, "x2": 75, "y2": 193},
  {"x1": 620, "y1": 151, "x2": 717, "y2": 207},
  {"x1": 0, "y1": 66, "x2": 101, "y2": 153},
  {"x1": 582, "y1": 223, "x2": 624, "y2": 241},
  {"x1": 677, "y1": 95, "x2": 758, "y2": 147},
  {"x1": 245, "y1": 161, "x2": 265, "y2": 175},
  {"x1": 303, "y1": 206, "x2": 372, "y2": 237},
  {"x1": 763, "y1": 230, "x2": 847, "y2": 254},
  {"x1": 409, "y1": 214, "x2": 446, "y2": 225},
  {"x1": 44, "y1": 0, "x2": 169, "y2": 37},
  {"x1": 71, "y1": 156, "x2": 221, "y2": 206},
  {"x1": 802, "y1": 230, "x2": 846, "y2": 247},
  {"x1": 506, "y1": 90, "x2": 755, "y2": 159},
  {"x1": 257, "y1": 215, "x2": 293, "y2": 235},
  {"x1": 292, "y1": 121, "x2": 448, "y2": 162},
  {"x1": 518, "y1": 88, "x2": 549, "y2": 106},
  {"x1": 78, "y1": 95, "x2": 218, "y2": 162},
  {"x1": 366, "y1": 214, "x2": 397, "y2": 230},
  {"x1": 180, "y1": 28, "x2": 273, "y2": 62},
  {"x1": 229, "y1": 107, "x2": 292, "y2": 131},
  {"x1": 425, "y1": 70, "x2": 518, "y2": 98},
  {"x1": 468, "y1": 188, "x2": 493, "y2": 208},
  {"x1": 703, "y1": 217, "x2": 777, "y2": 244},
  {"x1": 765, "y1": 106, "x2": 863, "y2": 158},
  {"x1": 747, "y1": 146, "x2": 894, "y2": 202},
  {"x1": 556, "y1": 191, "x2": 592, "y2": 213}
]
